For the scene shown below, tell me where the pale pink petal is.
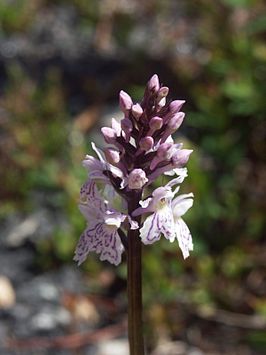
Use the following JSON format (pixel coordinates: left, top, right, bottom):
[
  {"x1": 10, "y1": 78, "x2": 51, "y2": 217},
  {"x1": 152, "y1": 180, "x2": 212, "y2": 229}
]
[
  {"x1": 73, "y1": 222, "x2": 102, "y2": 266},
  {"x1": 165, "y1": 168, "x2": 188, "y2": 183},
  {"x1": 133, "y1": 187, "x2": 173, "y2": 216},
  {"x1": 175, "y1": 218, "x2": 193, "y2": 259},
  {"x1": 104, "y1": 211, "x2": 126, "y2": 228},
  {"x1": 99, "y1": 229, "x2": 124, "y2": 265},
  {"x1": 172, "y1": 193, "x2": 194, "y2": 218},
  {"x1": 111, "y1": 118, "x2": 122, "y2": 136},
  {"x1": 139, "y1": 213, "x2": 161, "y2": 244},
  {"x1": 132, "y1": 203, "x2": 153, "y2": 217},
  {"x1": 79, "y1": 180, "x2": 107, "y2": 213},
  {"x1": 91, "y1": 142, "x2": 124, "y2": 180},
  {"x1": 139, "y1": 197, "x2": 152, "y2": 208},
  {"x1": 127, "y1": 215, "x2": 139, "y2": 230},
  {"x1": 157, "y1": 207, "x2": 176, "y2": 242},
  {"x1": 140, "y1": 213, "x2": 161, "y2": 244},
  {"x1": 91, "y1": 142, "x2": 106, "y2": 163}
]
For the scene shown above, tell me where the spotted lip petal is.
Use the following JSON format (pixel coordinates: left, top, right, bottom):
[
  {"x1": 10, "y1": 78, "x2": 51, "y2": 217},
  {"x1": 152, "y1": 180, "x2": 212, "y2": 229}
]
[
  {"x1": 139, "y1": 205, "x2": 175, "y2": 244},
  {"x1": 76, "y1": 74, "x2": 194, "y2": 265},
  {"x1": 74, "y1": 222, "x2": 124, "y2": 266},
  {"x1": 75, "y1": 180, "x2": 126, "y2": 266},
  {"x1": 175, "y1": 218, "x2": 193, "y2": 259}
]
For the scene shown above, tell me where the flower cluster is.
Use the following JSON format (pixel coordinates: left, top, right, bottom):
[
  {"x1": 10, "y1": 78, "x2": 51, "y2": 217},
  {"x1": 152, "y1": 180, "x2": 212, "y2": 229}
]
[{"x1": 74, "y1": 74, "x2": 194, "y2": 265}]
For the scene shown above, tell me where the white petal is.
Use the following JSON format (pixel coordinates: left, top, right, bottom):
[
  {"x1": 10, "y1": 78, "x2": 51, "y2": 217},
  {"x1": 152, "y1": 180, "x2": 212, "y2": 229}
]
[
  {"x1": 127, "y1": 215, "x2": 139, "y2": 230},
  {"x1": 109, "y1": 164, "x2": 124, "y2": 179},
  {"x1": 165, "y1": 135, "x2": 174, "y2": 144},
  {"x1": 166, "y1": 168, "x2": 188, "y2": 183},
  {"x1": 172, "y1": 193, "x2": 194, "y2": 218},
  {"x1": 140, "y1": 213, "x2": 161, "y2": 244},
  {"x1": 175, "y1": 218, "x2": 193, "y2": 259},
  {"x1": 104, "y1": 212, "x2": 126, "y2": 228},
  {"x1": 91, "y1": 142, "x2": 106, "y2": 163},
  {"x1": 139, "y1": 197, "x2": 152, "y2": 208},
  {"x1": 111, "y1": 118, "x2": 122, "y2": 136},
  {"x1": 157, "y1": 206, "x2": 176, "y2": 242}
]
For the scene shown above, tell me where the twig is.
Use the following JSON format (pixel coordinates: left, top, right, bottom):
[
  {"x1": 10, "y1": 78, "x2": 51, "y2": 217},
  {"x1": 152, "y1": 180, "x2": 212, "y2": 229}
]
[{"x1": 6, "y1": 321, "x2": 126, "y2": 350}]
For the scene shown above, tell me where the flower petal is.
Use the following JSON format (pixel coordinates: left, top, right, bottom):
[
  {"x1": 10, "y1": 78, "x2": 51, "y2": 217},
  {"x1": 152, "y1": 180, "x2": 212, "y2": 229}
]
[
  {"x1": 91, "y1": 142, "x2": 124, "y2": 180},
  {"x1": 91, "y1": 142, "x2": 106, "y2": 163},
  {"x1": 127, "y1": 215, "x2": 139, "y2": 230},
  {"x1": 99, "y1": 228, "x2": 124, "y2": 265},
  {"x1": 80, "y1": 180, "x2": 107, "y2": 213},
  {"x1": 165, "y1": 168, "x2": 188, "y2": 184},
  {"x1": 73, "y1": 223, "x2": 103, "y2": 266},
  {"x1": 175, "y1": 218, "x2": 193, "y2": 259},
  {"x1": 172, "y1": 193, "x2": 194, "y2": 218},
  {"x1": 157, "y1": 206, "x2": 176, "y2": 242},
  {"x1": 139, "y1": 213, "x2": 161, "y2": 244},
  {"x1": 104, "y1": 211, "x2": 126, "y2": 228}
]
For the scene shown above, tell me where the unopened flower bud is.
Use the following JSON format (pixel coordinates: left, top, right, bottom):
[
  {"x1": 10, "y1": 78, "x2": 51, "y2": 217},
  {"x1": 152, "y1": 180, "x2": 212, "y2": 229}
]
[
  {"x1": 128, "y1": 169, "x2": 148, "y2": 190},
  {"x1": 157, "y1": 143, "x2": 173, "y2": 159},
  {"x1": 168, "y1": 112, "x2": 185, "y2": 130},
  {"x1": 149, "y1": 116, "x2": 163, "y2": 130},
  {"x1": 104, "y1": 148, "x2": 120, "y2": 164},
  {"x1": 161, "y1": 112, "x2": 185, "y2": 143},
  {"x1": 132, "y1": 103, "x2": 143, "y2": 119},
  {"x1": 172, "y1": 149, "x2": 193, "y2": 167},
  {"x1": 119, "y1": 90, "x2": 133, "y2": 112},
  {"x1": 111, "y1": 118, "x2": 122, "y2": 136},
  {"x1": 148, "y1": 116, "x2": 163, "y2": 136},
  {"x1": 157, "y1": 97, "x2": 166, "y2": 109},
  {"x1": 169, "y1": 100, "x2": 185, "y2": 114},
  {"x1": 101, "y1": 127, "x2": 117, "y2": 144},
  {"x1": 150, "y1": 143, "x2": 173, "y2": 170},
  {"x1": 158, "y1": 86, "x2": 169, "y2": 99},
  {"x1": 147, "y1": 74, "x2": 160, "y2": 92},
  {"x1": 121, "y1": 118, "x2": 133, "y2": 142},
  {"x1": 139, "y1": 136, "x2": 154, "y2": 151}
]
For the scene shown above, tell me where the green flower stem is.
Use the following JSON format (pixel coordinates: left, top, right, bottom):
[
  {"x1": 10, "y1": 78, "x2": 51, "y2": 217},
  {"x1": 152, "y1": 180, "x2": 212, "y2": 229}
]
[{"x1": 127, "y1": 192, "x2": 145, "y2": 355}]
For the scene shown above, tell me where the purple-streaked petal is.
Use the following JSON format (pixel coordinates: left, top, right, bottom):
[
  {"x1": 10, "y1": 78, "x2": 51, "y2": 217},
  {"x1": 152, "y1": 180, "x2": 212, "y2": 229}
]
[
  {"x1": 99, "y1": 229, "x2": 124, "y2": 265},
  {"x1": 157, "y1": 206, "x2": 176, "y2": 242},
  {"x1": 74, "y1": 223, "x2": 103, "y2": 266},
  {"x1": 74, "y1": 223, "x2": 124, "y2": 266},
  {"x1": 139, "y1": 213, "x2": 161, "y2": 244},
  {"x1": 79, "y1": 180, "x2": 107, "y2": 213},
  {"x1": 175, "y1": 218, "x2": 193, "y2": 259}
]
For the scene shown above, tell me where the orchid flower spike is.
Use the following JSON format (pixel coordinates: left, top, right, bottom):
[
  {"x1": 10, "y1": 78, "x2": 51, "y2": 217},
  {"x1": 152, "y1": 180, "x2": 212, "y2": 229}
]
[{"x1": 75, "y1": 74, "x2": 194, "y2": 266}]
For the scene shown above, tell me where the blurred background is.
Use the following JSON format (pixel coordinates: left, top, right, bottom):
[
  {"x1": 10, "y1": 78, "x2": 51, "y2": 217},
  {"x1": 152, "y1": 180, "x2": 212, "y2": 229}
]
[{"x1": 0, "y1": 0, "x2": 265, "y2": 354}]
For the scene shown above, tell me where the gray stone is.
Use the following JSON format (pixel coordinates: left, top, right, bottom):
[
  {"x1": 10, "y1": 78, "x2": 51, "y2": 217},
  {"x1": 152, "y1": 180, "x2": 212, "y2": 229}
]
[
  {"x1": 30, "y1": 306, "x2": 71, "y2": 332},
  {"x1": 95, "y1": 339, "x2": 129, "y2": 355}
]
